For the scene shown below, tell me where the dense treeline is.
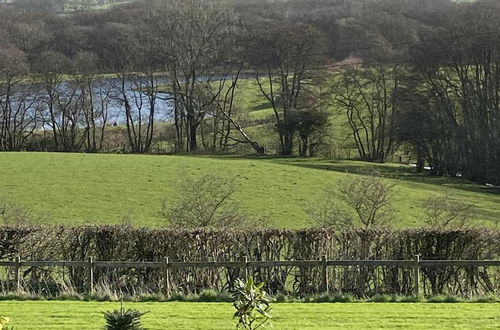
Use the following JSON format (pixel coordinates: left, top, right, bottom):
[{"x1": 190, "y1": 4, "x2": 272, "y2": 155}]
[
  {"x1": 0, "y1": 0, "x2": 499, "y2": 183},
  {"x1": 0, "y1": 226, "x2": 498, "y2": 296}
]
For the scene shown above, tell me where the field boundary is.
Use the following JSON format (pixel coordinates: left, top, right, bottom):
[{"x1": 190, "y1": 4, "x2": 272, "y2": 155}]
[{"x1": 2, "y1": 257, "x2": 499, "y2": 295}]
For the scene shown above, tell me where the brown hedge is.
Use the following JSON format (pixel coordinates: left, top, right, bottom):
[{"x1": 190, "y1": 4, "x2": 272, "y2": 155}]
[{"x1": 0, "y1": 226, "x2": 498, "y2": 297}]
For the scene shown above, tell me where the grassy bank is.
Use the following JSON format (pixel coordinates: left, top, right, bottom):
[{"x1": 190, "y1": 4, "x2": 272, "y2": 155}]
[
  {"x1": 0, "y1": 152, "x2": 498, "y2": 227},
  {"x1": 0, "y1": 301, "x2": 498, "y2": 329}
]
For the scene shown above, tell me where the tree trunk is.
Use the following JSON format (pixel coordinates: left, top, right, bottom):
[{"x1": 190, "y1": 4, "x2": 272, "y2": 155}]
[{"x1": 189, "y1": 120, "x2": 198, "y2": 152}]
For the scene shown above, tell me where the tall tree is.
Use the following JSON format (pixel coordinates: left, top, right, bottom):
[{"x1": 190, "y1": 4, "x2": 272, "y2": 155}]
[
  {"x1": 151, "y1": 0, "x2": 236, "y2": 152},
  {"x1": 249, "y1": 21, "x2": 327, "y2": 156},
  {"x1": 73, "y1": 51, "x2": 112, "y2": 152},
  {"x1": 0, "y1": 46, "x2": 39, "y2": 151},
  {"x1": 334, "y1": 65, "x2": 400, "y2": 162},
  {"x1": 405, "y1": 3, "x2": 500, "y2": 183}
]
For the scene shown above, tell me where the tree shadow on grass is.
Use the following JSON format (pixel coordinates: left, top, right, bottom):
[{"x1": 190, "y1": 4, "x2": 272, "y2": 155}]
[
  {"x1": 268, "y1": 158, "x2": 500, "y2": 196},
  {"x1": 177, "y1": 154, "x2": 500, "y2": 196},
  {"x1": 251, "y1": 101, "x2": 273, "y2": 111}
]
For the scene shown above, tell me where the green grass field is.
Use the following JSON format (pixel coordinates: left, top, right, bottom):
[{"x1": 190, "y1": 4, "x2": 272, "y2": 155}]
[
  {"x1": 0, "y1": 301, "x2": 498, "y2": 329},
  {"x1": 0, "y1": 152, "x2": 499, "y2": 228}
]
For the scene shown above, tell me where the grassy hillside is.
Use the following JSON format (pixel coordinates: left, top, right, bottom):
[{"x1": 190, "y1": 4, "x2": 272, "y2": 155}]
[
  {"x1": 0, "y1": 152, "x2": 498, "y2": 228},
  {"x1": 0, "y1": 301, "x2": 498, "y2": 329}
]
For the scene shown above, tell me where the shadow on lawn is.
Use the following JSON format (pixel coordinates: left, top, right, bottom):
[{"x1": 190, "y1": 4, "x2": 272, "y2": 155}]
[
  {"x1": 178, "y1": 154, "x2": 500, "y2": 196},
  {"x1": 251, "y1": 101, "x2": 273, "y2": 111},
  {"x1": 269, "y1": 159, "x2": 500, "y2": 196}
]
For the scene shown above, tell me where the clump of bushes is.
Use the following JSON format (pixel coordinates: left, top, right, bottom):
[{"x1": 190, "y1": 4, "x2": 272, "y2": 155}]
[
  {"x1": 427, "y1": 295, "x2": 463, "y2": 303},
  {"x1": 369, "y1": 294, "x2": 425, "y2": 303},
  {"x1": 304, "y1": 293, "x2": 355, "y2": 303},
  {"x1": 0, "y1": 289, "x2": 497, "y2": 304},
  {"x1": 473, "y1": 295, "x2": 499, "y2": 303}
]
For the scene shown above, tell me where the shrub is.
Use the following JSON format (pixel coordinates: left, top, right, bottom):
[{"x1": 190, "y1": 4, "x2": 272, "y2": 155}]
[
  {"x1": 0, "y1": 198, "x2": 32, "y2": 226},
  {"x1": 162, "y1": 173, "x2": 246, "y2": 228},
  {"x1": 315, "y1": 293, "x2": 332, "y2": 303},
  {"x1": 333, "y1": 294, "x2": 355, "y2": 303},
  {"x1": 427, "y1": 295, "x2": 462, "y2": 303},
  {"x1": 394, "y1": 295, "x2": 425, "y2": 303},
  {"x1": 273, "y1": 293, "x2": 288, "y2": 303},
  {"x1": 185, "y1": 293, "x2": 200, "y2": 302},
  {"x1": 216, "y1": 291, "x2": 234, "y2": 302},
  {"x1": 473, "y1": 295, "x2": 499, "y2": 303},
  {"x1": 232, "y1": 278, "x2": 272, "y2": 329},
  {"x1": 442, "y1": 295, "x2": 463, "y2": 303},
  {"x1": 306, "y1": 171, "x2": 397, "y2": 229},
  {"x1": 371, "y1": 294, "x2": 393, "y2": 303},
  {"x1": 422, "y1": 191, "x2": 475, "y2": 228},
  {"x1": 103, "y1": 302, "x2": 148, "y2": 330},
  {"x1": 198, "y1": 290, "x2": 219, "y2": 302},
  {"x1": 0, "y1": 316, "x2": 10, "y2": 330},
  {"x1": 168, "y1": 292, "x2": 187, "y2": 302}
]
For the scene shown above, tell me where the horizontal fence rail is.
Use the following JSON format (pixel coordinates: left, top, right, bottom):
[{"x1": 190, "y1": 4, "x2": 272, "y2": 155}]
[
  {"x1": 1, "y1": 259, "x2": 499, "y2": 268},
  {"x1": 1, "y1": 257, "x2": 499, "y2": 297}
]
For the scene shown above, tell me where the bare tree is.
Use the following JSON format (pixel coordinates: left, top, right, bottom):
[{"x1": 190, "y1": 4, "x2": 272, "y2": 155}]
[
  {"x1": 151, "y1": 0, "x2": 236, "y2": 152},
  {"x1": 35, "y1": 51, "x2": 83, "y2": 152},
  {"x1": 162, "y1": 173, "x2": 245, "y2": 228},
  {"x1": 308, "y1": 171, "x2": 396, "y2": 229},
  {"x1": 200, "y1": 61, "x2": 264, "y2": 154},
  {"x1": 110, "y1": 73, "x2": 159, "y2": 153},
  {"x1": 410, "y1": 10, "x2": 500, "y2": 184},
  {"x1": 102, "y1": 21, "x2": 158, "y2": 153},
  {"x1": 422, "y1": 191, "x2": 475, "y2": 228},
  {"x1": 73, "y1": 51, "x2": 112, "y2": 152},
  {"x1": 0, "y1": 46, "x2": 39, "y2": 151},
  {"x1": 0, "y1": 198, "x2": 32, "y2": 225},
  {"x1": 249, "y1": 21, "x2": 327, "y2": 156},
  {"x1": 305, "y1": 185, "x2": 353, "y2": 230},
  {"x1": 334, "y1": 65, "x2": 400, "y2": 162}
]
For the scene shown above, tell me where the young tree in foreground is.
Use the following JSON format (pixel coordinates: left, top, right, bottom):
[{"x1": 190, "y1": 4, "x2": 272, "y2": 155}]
[
  {"x1": 103, "y1": 302, "x2": 148, "y2": 330},
  {"x1": 232, "y1": 278, "x2": 272, "y2": 330}
]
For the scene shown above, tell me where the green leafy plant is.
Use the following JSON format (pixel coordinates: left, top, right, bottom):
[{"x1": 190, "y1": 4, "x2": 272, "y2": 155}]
[
  {"x1": 103, "y1": 301, "x2": 148, "y2": 330},
  {"x1": 232, "y1": 278, "x2": 272, "y2": 329},
  {"x1": 0, "y1": 316, "x2": 12, "y2": 330}
]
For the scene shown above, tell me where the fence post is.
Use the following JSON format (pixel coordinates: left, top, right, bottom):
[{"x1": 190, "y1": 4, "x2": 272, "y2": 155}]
[
  {"x1": 163, "y1": 257, "x2": 170, "y2": 296},
  {"x1": 413, "y1": 255, "x2": 420, "y2": 296},
  {"x1": 243, "y1": 256, "x2": 249, "y2": 282},
  {"x1": 88, "y1": 257, "x2": 94, "y2": 295},
  {"x1": 14, "y1": 256, "x2": 21, "y2": 292},
  {"x1": 321, "y1": 255, "x2": 329, "y2": 294}
]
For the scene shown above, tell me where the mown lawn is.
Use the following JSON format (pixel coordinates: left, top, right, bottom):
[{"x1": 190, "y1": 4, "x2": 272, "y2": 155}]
[
  {"x1": 0, "y1": 301, "x2": 498, "y2": 329},
  {"x1": 0, "y1": 152, "x2": 499, "y2": 228}
]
